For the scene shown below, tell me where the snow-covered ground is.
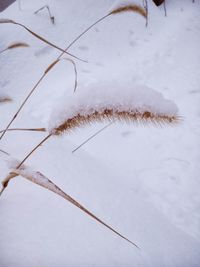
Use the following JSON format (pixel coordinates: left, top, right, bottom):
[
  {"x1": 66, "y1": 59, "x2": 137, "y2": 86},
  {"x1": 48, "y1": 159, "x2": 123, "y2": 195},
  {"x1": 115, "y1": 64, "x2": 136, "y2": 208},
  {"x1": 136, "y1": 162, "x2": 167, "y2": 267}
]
[{"x1": 0, "y1": 0, "x2": 200, "y2": 266}]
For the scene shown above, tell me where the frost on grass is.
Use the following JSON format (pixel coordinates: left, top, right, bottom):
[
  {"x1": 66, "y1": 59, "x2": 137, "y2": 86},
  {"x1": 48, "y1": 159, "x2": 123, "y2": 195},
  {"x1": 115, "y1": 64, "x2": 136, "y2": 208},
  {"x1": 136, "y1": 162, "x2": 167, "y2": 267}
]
[
  {"x1": 14, "y1": 167, "x2": 57, "y2": 191},
  {"x1": 48, "y1": 81, "x2": 179, "y2": 135},
  {"x1": 6, "y1": 159, "x2": 61, "y2": 195}
]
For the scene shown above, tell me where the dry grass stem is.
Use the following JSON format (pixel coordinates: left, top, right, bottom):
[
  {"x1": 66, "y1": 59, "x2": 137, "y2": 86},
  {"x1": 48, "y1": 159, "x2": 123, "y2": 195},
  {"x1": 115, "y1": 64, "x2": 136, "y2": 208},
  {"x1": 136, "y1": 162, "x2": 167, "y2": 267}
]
[
  {"x1": 34, "y1": 5, "x2": 55, "y2": 25},
  {"x1": 72, "y1": 121, "x2": 115, "y2": 153},
  {"x1": 53, "y1": 109, "x2": 179, "y2": 136},
  {"x1": 0, "y1": 149, "x2": 10, "y2": 156},
  {"x1": 109, "y1": 4, "x2": 147, "y2": 18},
  {"x1": 16, "y1": 134, "x2": 52, "y2": 169},
  {"x1": 68, "y1": 4, "x2": 146, "y2": 51},
  {"x1": 0, "y1": 128, "x2": 46, "y2": 134},
  {"x1": 0, "y1": 19, "x2": 86, "y2": 62},
  {"x1": 45, "y1": 58, "x2": 78, "y2": 92}
]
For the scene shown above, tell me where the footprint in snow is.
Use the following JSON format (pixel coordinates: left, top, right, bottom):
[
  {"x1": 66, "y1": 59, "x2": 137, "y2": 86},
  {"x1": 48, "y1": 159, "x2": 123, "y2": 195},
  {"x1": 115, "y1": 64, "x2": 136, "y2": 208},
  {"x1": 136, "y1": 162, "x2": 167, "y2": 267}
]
[{"x1": 78, "y1": 45, "x2": 89, "y2": 52}]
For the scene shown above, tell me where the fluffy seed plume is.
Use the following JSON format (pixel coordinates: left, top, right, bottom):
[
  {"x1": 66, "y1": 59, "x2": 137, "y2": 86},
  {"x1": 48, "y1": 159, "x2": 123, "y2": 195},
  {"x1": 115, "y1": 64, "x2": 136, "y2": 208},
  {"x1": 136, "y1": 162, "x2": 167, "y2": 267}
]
[
  {"x1": 109, "y1": 4, "x2": 147, "y2": 18},
  {"x1": 48, "y1": 82, "x2": 179, "y2": 135},
  {"x1": 53, "y1": 109, "x2": 178, "y2": 136}
]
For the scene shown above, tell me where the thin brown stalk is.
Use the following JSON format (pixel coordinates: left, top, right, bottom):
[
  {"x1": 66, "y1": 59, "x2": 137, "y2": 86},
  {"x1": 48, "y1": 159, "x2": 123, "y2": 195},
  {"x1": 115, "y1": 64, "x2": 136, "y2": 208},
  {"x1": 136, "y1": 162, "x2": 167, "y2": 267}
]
[
  {"x1": 64, "y1": 14, "x2": 110, "y2": 51},
  {"x1": 0, "y1": 148, "x2": 10, "y2": 156},
  {"x1": 12, "y1": 167, "x2": 139, "y2": 248},
  {"x1": 16, "y1": 134, "x2": 52, "y2": 169},
  {"x1": 65, "y1": 3, "x2": 146, "y2": 51},
  {"x1": 0, "y1": 128, "x2": 46, "y2": 134},
  {"x1": 34, "y1": 5, "x2": 55, "y2": 25},
  {"x1": 53, "y1": 109, "x2": 179, "y2": 136},
  {"x1": 44, "y1": 58, "x2": 78, "y2": 92}
]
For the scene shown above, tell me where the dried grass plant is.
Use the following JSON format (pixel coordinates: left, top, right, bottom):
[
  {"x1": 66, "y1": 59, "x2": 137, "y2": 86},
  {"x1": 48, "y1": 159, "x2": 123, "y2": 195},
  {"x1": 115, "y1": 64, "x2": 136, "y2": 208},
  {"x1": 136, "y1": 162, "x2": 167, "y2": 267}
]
[
  {"x1": 0, "y1": 19, "x2": 85, "y2": 62},
  {"x1": 0, "y1": 102, "x2": 178, "y2": 244},
  {"x1": 0, "y1": 3, "x2": 146, "y2": 141},
  {"x1": 0, "y1": 2, "x2": 178, "y2": 248}
]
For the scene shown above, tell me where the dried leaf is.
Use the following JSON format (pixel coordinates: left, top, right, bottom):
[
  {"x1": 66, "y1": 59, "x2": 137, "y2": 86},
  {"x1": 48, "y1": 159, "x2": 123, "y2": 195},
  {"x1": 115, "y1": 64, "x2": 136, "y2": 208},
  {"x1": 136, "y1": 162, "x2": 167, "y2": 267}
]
[{"x1": 11, "y1": 167, "x2": 139, "y2": 248}]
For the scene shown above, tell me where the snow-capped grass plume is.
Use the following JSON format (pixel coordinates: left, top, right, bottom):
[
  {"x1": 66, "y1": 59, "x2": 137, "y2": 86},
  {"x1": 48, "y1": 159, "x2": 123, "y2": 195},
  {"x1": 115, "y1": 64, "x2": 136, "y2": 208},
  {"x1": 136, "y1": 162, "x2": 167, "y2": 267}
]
[
  {"x1": 109, "y1": 0, "x2": 147, "y2": 18},
  {"x1": 48, "y1": 81, "x2": 179, "y2": 135}
]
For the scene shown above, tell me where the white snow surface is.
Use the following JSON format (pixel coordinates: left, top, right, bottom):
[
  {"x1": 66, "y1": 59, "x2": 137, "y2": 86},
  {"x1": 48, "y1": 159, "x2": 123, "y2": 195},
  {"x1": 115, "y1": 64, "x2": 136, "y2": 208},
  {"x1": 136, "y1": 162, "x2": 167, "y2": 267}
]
[
  {"x1": 0, "y1": 0, "x2": 200, "y2": 266},
  {"x1": 48, "y1": 81, "x2": 178, "y2": 133}
]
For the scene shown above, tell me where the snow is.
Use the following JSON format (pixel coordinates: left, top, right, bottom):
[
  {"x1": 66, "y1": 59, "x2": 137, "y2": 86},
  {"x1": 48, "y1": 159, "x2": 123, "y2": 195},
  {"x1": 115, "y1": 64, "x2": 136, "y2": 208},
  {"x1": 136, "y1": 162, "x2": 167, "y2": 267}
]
[
  {"x1": 0, "y1": 0, "x2": 200, "y2": 266},
  {"x1": 48, "y1": 81, "x2": 178, "y2": 134}
]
